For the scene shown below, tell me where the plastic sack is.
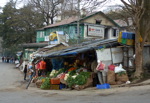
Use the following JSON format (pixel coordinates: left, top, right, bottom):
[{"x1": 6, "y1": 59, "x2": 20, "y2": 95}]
[
  {"x1": 57, "y1": 73, "x2": 66, "y2": 79},
  {"x1": 96, "y1": 62, "x2": 105, "y2": 71},
  {"x1": 114, "y1": 64, "x2": 126, "y2": 73},
  {"x1": 108, "y1": 64, "x2": 115, "y2": 71}
]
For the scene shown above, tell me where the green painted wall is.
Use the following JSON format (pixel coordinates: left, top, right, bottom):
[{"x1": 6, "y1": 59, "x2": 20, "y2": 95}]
[
  {"x1": 36, "y1": 24, "x2": 84, "y2": 43},
  {"x1": 36, "y1": 30, "x2": 45, "y2": 43},
  {"x1": 23, "y1": 49, "x2": 36, "y2": 61}
]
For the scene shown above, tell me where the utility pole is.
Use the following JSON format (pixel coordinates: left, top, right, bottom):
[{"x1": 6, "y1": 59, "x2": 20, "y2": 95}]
[{"x1": 77, "y1": 0, "x2": 80, "y2": 44}]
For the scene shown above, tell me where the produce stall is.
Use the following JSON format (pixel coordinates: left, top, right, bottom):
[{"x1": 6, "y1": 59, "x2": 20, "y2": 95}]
[
  {"x1": 32, "y1": 50, "x2": 97, "y2": 90},
  {"x1": 31, "y1": 39, "x2": 130, "y2": 90}
]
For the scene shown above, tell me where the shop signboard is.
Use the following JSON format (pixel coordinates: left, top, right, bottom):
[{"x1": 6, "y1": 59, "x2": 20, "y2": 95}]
[
  {"x1": 96, "y1": 47, "x2": 123, "y2": 64},
  {"x1": 96, "y1": 48, "x2": 111, "y2": 61},
  {"x1": 49, "y1": 31, "x2": 66, "y2": 45},
  {"x1": 45, "y1": 36, "x2": 49, "y2": 41},
  {"x1": 87, "y1": 26, "x2": 104, "y2": 38}
]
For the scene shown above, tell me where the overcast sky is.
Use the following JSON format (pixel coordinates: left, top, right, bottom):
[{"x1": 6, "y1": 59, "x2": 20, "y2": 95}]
[
  {"x1": 0, "y1": 0, "x2": 126, "y2": 11},
  {"x1": 0, "y1": 0, "x2": 8, "y2": 7}
]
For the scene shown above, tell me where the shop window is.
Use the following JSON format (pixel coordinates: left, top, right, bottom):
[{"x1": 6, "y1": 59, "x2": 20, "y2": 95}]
[
  {"x1": 75, "y1": 27, "x2": 82, "y2": 34},
  {"x1": 95, "y1": 20, "x2": 102, "y2": 24},
  {"x1": 40, "y1": 32, "x2": 44, "y2": 38},
  {"x1": 112, "y1": 29, "x2": 119, "y2": 37}
]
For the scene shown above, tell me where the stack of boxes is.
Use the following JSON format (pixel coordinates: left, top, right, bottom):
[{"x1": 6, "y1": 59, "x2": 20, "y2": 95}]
[
  {"x1": 50, "y1": 78, "x2": 66, "y2": 90},
  {"x1": 118, "y1": 32, "x2": 135, "y2": 45}
]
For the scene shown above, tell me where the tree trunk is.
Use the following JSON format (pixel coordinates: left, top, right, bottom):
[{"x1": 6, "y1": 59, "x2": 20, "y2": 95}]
[
  {"x1": 50, "y1": 17, "x2": 54, "y2": 24},
  {"x1": 134, "y1": 18, "x2": 144, "y2": 78},
  {"x1": 134, "y1": 0, "x2": 150, "y2": 78},
  {"x1": 134, "y1": 42, "x2": 143, "y2": 78}
]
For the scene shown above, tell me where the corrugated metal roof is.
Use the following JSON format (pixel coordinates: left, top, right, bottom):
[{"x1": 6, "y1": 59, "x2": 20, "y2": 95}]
[
  {"x1": 43, "y1": 11, "x2": 120, "y2": 29},
  {"x1": 44, "y1": 16, "x2": 77, "y2": 28},
  {"x1": 42, "y1": 39, "x2": 119, "y2": 58},
  {"x1": 114, "y1": 18, "x2": 133, "y2": 27},
  {"x1": 20, "y1": 42, "x2": 48, "y2": 48}
]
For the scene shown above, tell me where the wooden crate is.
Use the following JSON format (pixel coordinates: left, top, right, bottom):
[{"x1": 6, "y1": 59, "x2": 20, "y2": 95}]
[{"x1": 50, "y1": 84, "x2": 60, "y2": 90}]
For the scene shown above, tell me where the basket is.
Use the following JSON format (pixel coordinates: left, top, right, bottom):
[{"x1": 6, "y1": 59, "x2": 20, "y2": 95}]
[
  {"x1": 50, "y1": 78, "x2": 60, "y2": 84},
  {"x1": 96, "y1": 83, "x2": 111, "y2": 89}
]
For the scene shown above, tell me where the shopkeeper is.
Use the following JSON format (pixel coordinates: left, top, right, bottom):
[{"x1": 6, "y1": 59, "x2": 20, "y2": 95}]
[{"x1": 95, "y1": 60, "x2": 107, "y2": 84}]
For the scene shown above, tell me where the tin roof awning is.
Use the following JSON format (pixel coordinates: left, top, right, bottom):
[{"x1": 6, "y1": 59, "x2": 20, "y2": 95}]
[{"x1": 41, "y1": 39, "x2": 119, "y2": 58}]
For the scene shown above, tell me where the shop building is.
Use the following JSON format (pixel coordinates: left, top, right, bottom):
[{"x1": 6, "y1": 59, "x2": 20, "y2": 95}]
[{"x1": 36, "y1": 11, "x2": 120, "y2": 43}]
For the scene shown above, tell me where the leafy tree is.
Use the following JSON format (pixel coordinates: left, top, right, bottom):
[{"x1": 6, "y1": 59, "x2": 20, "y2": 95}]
[{"x1": 0, "y1": 1, "x2": 44, "y2": 55}]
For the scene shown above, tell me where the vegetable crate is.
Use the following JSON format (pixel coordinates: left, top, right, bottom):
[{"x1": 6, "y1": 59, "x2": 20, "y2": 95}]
[
  {"x1": 50, "y1": 84, "x2": 60, "y2": 90},
  {"x1": 50, "y1": 78, "x2": 60, "y2": 84}
]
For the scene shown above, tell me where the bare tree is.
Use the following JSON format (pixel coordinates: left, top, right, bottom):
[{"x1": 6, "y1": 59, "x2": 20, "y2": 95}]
[
  {"x1": 80, "y1": 0, "x2": 108, "y2": 13},
  {"x1": 121, "y1": 0, "x2": 150, "y2": 78},
  {"x1": 59, "y1": 0, "x2": 78, "y2": 20},
  {"x1": 30, "y1": 0, "x2": 64, "y2": 25},
  {"x1": 106, "y1": 7, "x2": 134, "y2": 31},
  {"x1": 59, "y1": 0, "x2": 108, "y2": 20}
]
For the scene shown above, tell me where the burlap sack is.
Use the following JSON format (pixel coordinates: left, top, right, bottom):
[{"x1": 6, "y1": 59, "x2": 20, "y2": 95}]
[
  {"x1": 60, "y1": 79, "x2": 67, "y2": 85},
  {"x1": 35, "y1": 80, "x2": 43, "y2": 88},
  {"x1": 73, "y1": 77, "x2": 93, "y2": 90},
  {"x1": 107, "y1": 70, "x2": 116, "y2": 85},
  {"x1": 32, "y1": 77, "x2": 38, "y2": 83},
  {"x1": 116, "y1": 73, "x2": 129, "y2": 83}
]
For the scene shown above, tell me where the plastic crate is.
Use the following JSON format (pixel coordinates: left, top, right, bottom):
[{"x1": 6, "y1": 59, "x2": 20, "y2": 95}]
[
  {"x1": 118, "y1": 37, "x2": 122, "y2": 43},
  {"x1": 127, "y1": 39, "x2": 134, "y2": 45},
  {"x1": 121, "y1": 38, "x2": 127, "y2": 44},
  {"x1": 50, "y1": 78, "x2": 60, "y2": 84},
  {"x1": 118, "y1": 32, "x2": 122, "y2": 38},
  {"x1": 50, "y1": 84, "x2": 60, "y2": 90},
  {"x1": 96, "y1": 83, "x2": 111, "y2": 89},
  {"x1": 59, "y1": 84, "x2": 66, "y2": 90},
  {"x1": 122, "y1": 32, "x2": 128, "y2": 39},
  {"x1": 127, "y1": 33, "x2": 135, "y2": 39}
]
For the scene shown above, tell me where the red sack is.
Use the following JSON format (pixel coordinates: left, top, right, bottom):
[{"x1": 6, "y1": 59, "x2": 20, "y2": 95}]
[
  {"x1": 96, "y1": 62, "x2": 105, "y2": 71},
  {"x1": 108, "y1": 64, "x2": 115, "y2": 71},
  {"x1": 57, "y1": 73, "x2": 66, "y2": 79}
]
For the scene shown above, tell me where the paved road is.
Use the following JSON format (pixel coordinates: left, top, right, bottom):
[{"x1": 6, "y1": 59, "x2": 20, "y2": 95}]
[
  {"x1": 0, "y1": 61, "x2": 150, "y2": 103},
  {"x1": 0, "y1": 62, "x2": 23, "y2": 89}
]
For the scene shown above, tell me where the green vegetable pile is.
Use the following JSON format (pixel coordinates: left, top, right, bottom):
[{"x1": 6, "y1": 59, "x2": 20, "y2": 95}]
[
  {"x1": 40, "y1": 77, "x2": 51, "y2": 89},
  {"x1": 66, "y1": 76, "x2": 75, "y2": 88},
  {"x1": 117, "y1": 71, "x2": 127, "y2": 76},
  {"x1": 68, "y1": 70, "x2": 76, "y2": 76},
  {"x1": 66, "y1": 72, "x2": 91, "y2": 88}
]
